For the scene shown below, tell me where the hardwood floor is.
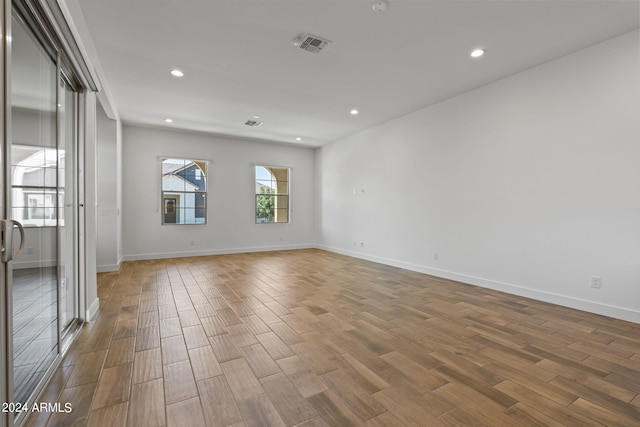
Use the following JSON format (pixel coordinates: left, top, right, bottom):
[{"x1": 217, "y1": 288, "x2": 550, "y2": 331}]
[{"x1": 25, "y1": 249, "x2": 640, "y2": 426}]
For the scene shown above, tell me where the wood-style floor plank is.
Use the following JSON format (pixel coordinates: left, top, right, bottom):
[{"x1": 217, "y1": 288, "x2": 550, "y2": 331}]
[
  {"x1": 241, "y1": 343, "x2": 282, "y2": 379},
  {"x1": 189, "y1": 345, "x2": 223, "y2": 380},
  {"x1": 161, "y1": 335, "x2": 189, "y2": 365},
  {"x1": 222, "y1": 357, "x2": 265, "y2": 401},
  {"x1": 127, "y1": 378, "x2": 165, "y2": 427},
  {"x1": 237, "y1": 394, "x2": 287, "y2": 427},
  {"x1": 66, "y1": 350, "x2": 107, "y2": 388},
  {"x1": 45, "y1": 382, "x2": 96, "y2": 426},
  {"x1": 104, "y1": 337, "x2": 135, "y2": 368},
  {"x1": 24, "y1": 249, "x2": 640, "y2": 427},
  {"x1": 166, "y1": 397, "x2": 206, "y2": 427},
  {"x1": 163, "y1": 360, "x2": 198, "y2": 405},
  {"x1": 132, "y1": 347, "x2": 163, "y2": 384},
  {"x1": 91, "y1": 363, "x2": 132, "y2": 409},
  {"x1": 198, "y1": 375, "x2": 244, "y2": 426},
  {"x1": 86, "y1": 401, "x2": 128, "y2": 427},
  {"x1": 260, "y1": 372, "x2": 318, "y2": 425}
]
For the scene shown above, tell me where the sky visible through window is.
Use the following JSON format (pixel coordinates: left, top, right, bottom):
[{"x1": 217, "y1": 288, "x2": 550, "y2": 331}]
[{"x1": 256, "y1": 166, "x2": 275, "y2": 190}]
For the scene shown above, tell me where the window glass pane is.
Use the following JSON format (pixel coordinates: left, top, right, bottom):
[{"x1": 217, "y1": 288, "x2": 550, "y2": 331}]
[
  {"x1": 255, "y1": 166, "x2": 289, "y2": 223},
  {"x1": 161, "y1": 158, "x2": 207, "y2": 224},
  {"x1": 256, "y1": 194, "x2": 275, "y2": 223},
  {"x1": 274, "y1": 195, "x2": 289, "y2": 209},
  {"x1": 11, "y1": 145, "x2": 60, "y2": 227}
]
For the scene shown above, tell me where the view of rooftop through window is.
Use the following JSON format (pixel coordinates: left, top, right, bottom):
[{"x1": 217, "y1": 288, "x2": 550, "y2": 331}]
[
  {"x1": 161, "y1": 158, "x2": 207, "y2": 225},
  {"x1": 12, "y1": 145, "x2": 65, "y2": 227}
]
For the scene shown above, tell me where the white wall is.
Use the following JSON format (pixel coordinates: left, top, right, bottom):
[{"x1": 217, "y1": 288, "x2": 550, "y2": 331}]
[
  {"x1": 117, "y1": 120, "x2": 123, "y2": 264},
  {"x1": 96, "y1": 102, "x2": 120, "y2": 272},
  {"x1": 122, "y1": 125, "x2": 316, "y2": 260},
  {"x1": 83, "y1": 92, "x2": 99, "y2": 320},
  {"x1": 317, "y1": 30, "x2": 640, "y2": 323}
]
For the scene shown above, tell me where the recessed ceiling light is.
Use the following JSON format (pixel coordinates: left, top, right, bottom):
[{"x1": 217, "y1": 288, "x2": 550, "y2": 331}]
[
  {"x1": 165, "y1": 118, "x2": 173, "y2": 123},
  {"x1": 295, "y1": 137, "x2": 302, "y2": 141},
  {"x1": 372, "y1": 0, "x2": 389, "y2": 12},
  {"x1": 252, "y1": 115, "x2": 261, "y2": 119},
  {"x1": 350, "y1": 109, "x2": 359, "y2": 115},
  {"x1": 170, "y1": 69, "x2": 184, "y2": 77},
  {"x1": 470, "y1": 49, "x2": 486, "y2": 58}
]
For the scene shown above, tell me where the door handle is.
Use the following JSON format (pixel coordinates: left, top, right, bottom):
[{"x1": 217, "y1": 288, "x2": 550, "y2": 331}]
[{"x1": 1, "y1": 219, "x2": 25, "y2": 263}]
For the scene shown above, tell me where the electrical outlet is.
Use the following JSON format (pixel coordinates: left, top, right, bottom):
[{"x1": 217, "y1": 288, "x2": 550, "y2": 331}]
[
  {"x1": 360, "y1": 241, "x2": 364, "y2": 247},
  {"x1": 590, "y1": 276, "x2": 602, "y2": 289},
  {"x1": 25, "y1": 247, "x2": 34, "y2": 255},
  {"x1": 433, "y1": 252, "x2": 439, "y2": 261},
  {"x1": 190, "y1": 240, "x2": 196, "y2": 246}
]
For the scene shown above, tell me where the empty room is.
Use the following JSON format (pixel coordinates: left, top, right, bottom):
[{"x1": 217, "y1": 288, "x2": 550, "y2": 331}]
[{"x1": 1, "y1": 0, "x2": 639, "y2": 426}]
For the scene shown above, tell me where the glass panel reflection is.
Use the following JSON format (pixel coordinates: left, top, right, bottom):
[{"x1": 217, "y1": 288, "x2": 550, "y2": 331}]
[{"x1": 10, "y1": 12, "x2": 59, "y2": 404}]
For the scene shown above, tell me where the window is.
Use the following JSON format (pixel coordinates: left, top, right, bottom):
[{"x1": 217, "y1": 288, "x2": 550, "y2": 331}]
[
  {"x1": 255, "y1": 165, "x2": 289, "y2": 223},
  {"x1": 161, "y1": 158, "x2": 207, "y2": 224},
  {"x1": 11, "y1": 145, "x2": 64, "y2": 227}
]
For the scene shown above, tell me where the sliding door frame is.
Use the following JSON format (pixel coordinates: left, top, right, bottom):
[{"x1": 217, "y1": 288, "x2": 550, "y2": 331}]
[
  {"x1": 1, "y1": 0, "x2": 9, "y2": 426},
  {"x1": 1, "y1": 1, "x2": 97, "y2": 425}
]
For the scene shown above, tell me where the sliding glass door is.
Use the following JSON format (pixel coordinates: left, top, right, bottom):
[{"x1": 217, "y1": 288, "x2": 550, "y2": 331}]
[
  {"x1": 10, "y1": 8, "x2": 60, "y2": 405},
  {"x1": 1, "y1": 2, "x2": 82, "y2": 425}
]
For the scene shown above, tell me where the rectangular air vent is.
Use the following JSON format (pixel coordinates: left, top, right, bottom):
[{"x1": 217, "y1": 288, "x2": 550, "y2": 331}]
[
  {"x1": 245, "y1": 120, "x2": 263, "y2": 127},
  {"x1": 294, "y1": 34, "x2": 331, "y2": 54}
]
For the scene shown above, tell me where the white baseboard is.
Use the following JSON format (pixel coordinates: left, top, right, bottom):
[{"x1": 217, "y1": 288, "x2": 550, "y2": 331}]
[
  {"x1": 86, "y1": 297, "x2": 100, "y2": 321},
  {"x1": 316, "y1": 244, "x2": 640, "y2": 325},
  {"x1": 122, "y1": 243, "x2": 315, "y2": 262},
  {"x1": 97, "y1": 263, "x2": 121, "y2": 273}
]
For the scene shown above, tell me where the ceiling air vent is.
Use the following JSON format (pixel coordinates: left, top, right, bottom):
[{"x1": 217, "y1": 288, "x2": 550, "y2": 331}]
[
  {"x1": 293, "y1": 34, "x2": 331, "y2": 54},
  {"x1": 244, "y1": 120, "x2": 263, "y2": 127}
]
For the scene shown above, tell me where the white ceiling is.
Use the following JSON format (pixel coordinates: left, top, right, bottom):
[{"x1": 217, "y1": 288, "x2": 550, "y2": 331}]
[{"x1": 78, "y1": 0, "x2": 639, "y2": 147}]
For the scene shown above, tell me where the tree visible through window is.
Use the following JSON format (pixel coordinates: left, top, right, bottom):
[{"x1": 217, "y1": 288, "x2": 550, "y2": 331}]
[
  {"x1": 255, "y1": 165, "x2": 289, "y2": 223},
  {"x1": 161, "y1": 158, "x2": 207, "y2": 225}
]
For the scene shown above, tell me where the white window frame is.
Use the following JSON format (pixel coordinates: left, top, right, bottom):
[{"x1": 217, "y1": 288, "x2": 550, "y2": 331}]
[
  {"x1": 160, "y1": 157, "x2": 208, "y2": 225},
  {"x1": 254, "y1": 164, "x2": 291, "y2": 224}
]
